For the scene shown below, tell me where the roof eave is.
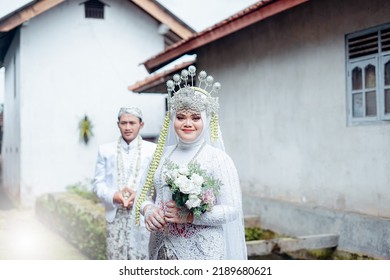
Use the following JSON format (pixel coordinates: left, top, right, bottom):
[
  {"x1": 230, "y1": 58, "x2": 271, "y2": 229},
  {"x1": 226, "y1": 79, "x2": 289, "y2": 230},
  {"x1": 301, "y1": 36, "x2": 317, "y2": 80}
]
[
  {"x1": 144, "y1": 0, "x2": 309, "y2": 73},
  {"x1": 130, "y1": 0, "x2": 195, "y2": 40},
  {"x1": 0, "y1": 0, "x2": 65, "y2": 32},
  {"x1": 128, "y1": 60, "x2": 195, "y2": 93}
]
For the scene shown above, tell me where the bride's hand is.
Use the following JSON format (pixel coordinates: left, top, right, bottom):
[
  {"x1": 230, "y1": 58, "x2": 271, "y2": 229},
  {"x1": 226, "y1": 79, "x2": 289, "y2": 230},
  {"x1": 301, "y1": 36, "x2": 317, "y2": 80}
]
[
  {"x1": 144, "y1": 205, "x2": 166, "y2": 232},
  {"x1": 164, "y1": 200, "x2": 194, "y2": 224}
]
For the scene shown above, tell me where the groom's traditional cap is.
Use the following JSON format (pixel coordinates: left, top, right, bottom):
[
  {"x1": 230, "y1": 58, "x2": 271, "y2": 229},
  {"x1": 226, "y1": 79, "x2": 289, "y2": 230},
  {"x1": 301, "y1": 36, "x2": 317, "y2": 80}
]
[{"x1": 118, "y1": 107, "x2": 143, "y2": 120}]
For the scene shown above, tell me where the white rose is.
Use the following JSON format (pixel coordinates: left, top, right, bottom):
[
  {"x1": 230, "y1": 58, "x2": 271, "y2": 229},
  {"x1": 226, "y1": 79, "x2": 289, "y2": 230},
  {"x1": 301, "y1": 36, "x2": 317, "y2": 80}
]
[
  {"x1": 190, "y1": 173, "x2": 204, "y2": 187},
  {"x1": 175, "y1": 174, "x2": 189, "y2": 187},
  {"x1": 189, "y1": 183, "x2": 202, "y2": 195},
  {"x1": 185, "y1": 194, "x2": 202, "y2": 209},
  {"x1": 178, "y1": 166, "x2": 190, "y2": 176},
  {"x1": 175, "y1": 175, "x2": 201, "y2": 195},
  {"x1": 165, "y1": 168, "x2": 179, "y2": 181}
]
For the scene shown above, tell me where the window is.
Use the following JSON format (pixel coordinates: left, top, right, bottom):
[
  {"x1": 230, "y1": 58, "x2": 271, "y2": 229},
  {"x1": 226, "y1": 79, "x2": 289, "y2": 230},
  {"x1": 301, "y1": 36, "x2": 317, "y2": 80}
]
[
  {"x1": 84, "y1": 0, "x2": 105, "y2": 19},
  {"x1": 346, "y1": 24, "x2": 390, "y2": 124}
]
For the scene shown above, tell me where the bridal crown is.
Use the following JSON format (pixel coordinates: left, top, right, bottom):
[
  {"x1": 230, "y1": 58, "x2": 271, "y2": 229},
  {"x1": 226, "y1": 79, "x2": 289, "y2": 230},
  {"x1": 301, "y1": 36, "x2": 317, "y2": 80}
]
[{"x1": 166, "y1": 65, "x2": 221, "y2": 116}]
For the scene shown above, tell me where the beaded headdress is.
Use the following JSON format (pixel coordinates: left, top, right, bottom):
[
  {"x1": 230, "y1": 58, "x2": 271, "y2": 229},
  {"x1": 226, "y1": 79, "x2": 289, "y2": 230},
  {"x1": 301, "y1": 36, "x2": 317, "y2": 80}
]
[
  {"x1": 166, "y1": 65, "x2": 221, "y2": 116},
  {"x1": 167, "y1": 65, "x2": 221, "y2": 141},
  {"x1": 135, "y1": 65, "x2": 222, "y2": 225}
]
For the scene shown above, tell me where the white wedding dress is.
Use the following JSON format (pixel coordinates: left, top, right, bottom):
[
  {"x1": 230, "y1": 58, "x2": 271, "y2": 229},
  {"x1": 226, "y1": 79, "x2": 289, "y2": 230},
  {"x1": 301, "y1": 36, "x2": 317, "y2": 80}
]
[{"x1": 145, "y1": 140, "x2": 247, "y2": 260}]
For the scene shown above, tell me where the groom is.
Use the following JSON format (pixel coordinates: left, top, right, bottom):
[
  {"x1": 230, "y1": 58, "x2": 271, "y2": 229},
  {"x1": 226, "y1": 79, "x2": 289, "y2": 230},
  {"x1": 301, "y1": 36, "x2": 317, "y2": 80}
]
[{"x1": 93, "y1": 107, "x2": 156, "y2": 260}]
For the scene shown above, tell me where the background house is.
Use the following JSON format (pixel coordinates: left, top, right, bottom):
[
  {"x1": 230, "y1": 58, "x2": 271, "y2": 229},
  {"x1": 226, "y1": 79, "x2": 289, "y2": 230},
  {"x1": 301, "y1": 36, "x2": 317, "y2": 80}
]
[
  {"x1": 0, "y1": 0, "x2": 194, "y2": 206},
  {"x1": 132, "y1": 0, "x2": 390, "y2": 258}
]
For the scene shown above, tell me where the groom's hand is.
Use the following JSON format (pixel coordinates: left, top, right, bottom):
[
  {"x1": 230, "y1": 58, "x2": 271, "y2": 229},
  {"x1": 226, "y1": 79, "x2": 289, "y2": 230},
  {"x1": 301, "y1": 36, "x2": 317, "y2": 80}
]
[
  {"x1": 113, "y1": 188, "x2": 135, "y2": 208},
  {"x1": 122, "y1": 188, "x2": 136, "y2": 208}
]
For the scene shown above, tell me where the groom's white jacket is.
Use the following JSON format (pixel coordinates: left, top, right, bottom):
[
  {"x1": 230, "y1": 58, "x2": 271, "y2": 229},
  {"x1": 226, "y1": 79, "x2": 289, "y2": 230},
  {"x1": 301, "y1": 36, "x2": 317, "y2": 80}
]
[{"x1": 92, "y1": 137, "x2": 156, "y2": 222}]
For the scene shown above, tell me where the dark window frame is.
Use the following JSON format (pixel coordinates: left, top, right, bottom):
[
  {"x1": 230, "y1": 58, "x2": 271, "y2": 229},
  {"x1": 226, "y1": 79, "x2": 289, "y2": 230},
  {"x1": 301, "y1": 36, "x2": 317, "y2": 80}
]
[{"x1": 83, "y1": 0, "x2": 106, "y2": 19}]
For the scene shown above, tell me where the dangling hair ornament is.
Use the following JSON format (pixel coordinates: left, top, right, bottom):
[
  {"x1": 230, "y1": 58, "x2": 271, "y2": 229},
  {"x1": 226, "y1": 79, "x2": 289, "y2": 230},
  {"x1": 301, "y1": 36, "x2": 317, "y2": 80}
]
[{"x1": 135, "y1": 65, "x2": 221, "y2": 225}]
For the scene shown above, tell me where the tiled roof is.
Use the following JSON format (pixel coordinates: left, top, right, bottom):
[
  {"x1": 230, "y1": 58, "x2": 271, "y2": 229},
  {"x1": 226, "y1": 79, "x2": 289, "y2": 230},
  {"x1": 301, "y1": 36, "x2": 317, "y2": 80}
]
[
  {"x1": 143, "y1": 0, "x2": 309, "y2": 73},
  {"x1": 128, "y1": 59, "x2": 195, "y2": 93}
]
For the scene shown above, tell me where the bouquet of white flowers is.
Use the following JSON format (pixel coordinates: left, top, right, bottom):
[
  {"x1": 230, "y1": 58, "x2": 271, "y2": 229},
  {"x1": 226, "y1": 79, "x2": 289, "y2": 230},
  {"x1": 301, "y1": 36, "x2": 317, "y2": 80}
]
[{"x1": 164, "y1": 160, "x2": 222, "y2": 218}]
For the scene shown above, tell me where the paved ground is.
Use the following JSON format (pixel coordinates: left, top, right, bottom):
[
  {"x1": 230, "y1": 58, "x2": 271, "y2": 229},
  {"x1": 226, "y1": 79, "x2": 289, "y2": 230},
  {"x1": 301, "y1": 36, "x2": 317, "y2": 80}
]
[
  {"x1": 0, "y1": 157, "x2": 89, "y2": 260},
  {"x1": 0, "y1": 206, "x2": 89, "y2": 260}
]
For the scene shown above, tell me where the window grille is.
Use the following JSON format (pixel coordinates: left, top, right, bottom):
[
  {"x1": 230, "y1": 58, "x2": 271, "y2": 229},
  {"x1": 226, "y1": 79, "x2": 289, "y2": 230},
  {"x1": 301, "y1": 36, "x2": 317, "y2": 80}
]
[{"x1": 84, "y1": 0, "x2": 105, "y2": 19}]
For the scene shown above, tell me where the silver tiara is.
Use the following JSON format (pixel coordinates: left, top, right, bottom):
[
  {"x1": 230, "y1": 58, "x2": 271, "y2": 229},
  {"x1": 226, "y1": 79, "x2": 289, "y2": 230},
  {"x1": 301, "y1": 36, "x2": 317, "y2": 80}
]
[{"x1": 166, "y1": 65, "x2": 221, "y2": 116}]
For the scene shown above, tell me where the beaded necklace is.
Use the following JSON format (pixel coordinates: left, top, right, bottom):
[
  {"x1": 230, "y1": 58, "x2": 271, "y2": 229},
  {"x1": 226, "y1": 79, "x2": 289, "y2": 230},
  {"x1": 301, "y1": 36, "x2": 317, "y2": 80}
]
[{"x1": 117, "y1": 135, "x2": 142, "y2": 199}]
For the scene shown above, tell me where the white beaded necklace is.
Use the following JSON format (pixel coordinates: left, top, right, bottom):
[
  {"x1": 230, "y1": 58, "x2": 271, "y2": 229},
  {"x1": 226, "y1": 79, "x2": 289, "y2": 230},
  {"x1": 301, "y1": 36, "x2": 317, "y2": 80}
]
[{"x1": 117, "y1": 135, "x2": 142, "y2": 198}]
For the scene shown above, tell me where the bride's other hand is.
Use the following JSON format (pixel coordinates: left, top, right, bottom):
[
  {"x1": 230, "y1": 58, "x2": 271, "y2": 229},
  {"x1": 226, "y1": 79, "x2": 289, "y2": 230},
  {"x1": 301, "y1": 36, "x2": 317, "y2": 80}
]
[
  {"x1": 144, "y1": 205, "x2": 166, "y2": 232},
  {"x1": 164, "y1": 200, "x2": 194, "y2": 224}
]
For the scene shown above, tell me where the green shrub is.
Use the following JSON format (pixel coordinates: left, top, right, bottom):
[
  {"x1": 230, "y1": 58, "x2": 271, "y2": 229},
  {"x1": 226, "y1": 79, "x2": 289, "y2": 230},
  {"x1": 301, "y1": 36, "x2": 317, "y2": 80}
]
[
  {"x1": 245, "y1": 227, "x2": 280, "y2": 241},
  {"x1": 66, "y1": 180, "x2": 100, "y2": 204}
]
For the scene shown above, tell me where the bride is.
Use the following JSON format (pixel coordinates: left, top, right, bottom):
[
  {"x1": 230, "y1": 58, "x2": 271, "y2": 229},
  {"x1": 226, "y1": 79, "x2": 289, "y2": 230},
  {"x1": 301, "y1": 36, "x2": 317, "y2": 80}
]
[{"x1": 134, "y1": 66, "x2": 247, "y2": 260}]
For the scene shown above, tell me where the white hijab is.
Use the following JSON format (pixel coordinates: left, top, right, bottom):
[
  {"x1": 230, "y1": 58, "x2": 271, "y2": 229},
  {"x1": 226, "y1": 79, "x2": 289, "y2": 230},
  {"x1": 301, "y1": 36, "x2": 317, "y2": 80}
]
[{"x1": 137, "y1": 109, "x2": 247, "y2": 260}]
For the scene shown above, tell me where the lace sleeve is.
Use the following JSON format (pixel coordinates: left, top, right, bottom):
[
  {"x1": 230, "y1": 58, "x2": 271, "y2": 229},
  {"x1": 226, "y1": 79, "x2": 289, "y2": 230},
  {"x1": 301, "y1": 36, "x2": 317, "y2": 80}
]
[{"x1": 192, "y1": 148, "x2": 241, "y2": 226}]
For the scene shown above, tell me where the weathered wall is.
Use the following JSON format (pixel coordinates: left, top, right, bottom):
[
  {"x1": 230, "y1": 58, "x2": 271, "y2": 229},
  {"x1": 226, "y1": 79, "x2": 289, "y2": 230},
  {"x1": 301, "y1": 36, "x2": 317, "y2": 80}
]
[{"x1": 196, "y1": 0, "x2": 390, "y2": 258}]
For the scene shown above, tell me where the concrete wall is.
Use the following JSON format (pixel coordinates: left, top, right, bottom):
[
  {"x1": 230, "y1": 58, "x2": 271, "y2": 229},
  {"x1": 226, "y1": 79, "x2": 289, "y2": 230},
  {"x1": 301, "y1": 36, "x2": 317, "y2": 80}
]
[
  {"x1": 3, "y1": 0, "x2": 166, "y2": 206},
  {"x1": 196, "y1": 0, "x2": 390, "y2": 257}
]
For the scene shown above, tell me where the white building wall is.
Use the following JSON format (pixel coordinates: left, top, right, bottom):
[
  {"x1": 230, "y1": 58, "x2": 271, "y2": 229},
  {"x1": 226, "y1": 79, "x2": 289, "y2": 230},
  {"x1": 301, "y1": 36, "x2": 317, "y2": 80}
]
[
  {"x1": 197, "y1": 0, "x2": 390, "y2": 218},
  {"x1": 2, "y1": 31, "x2": 21, "y2": 202},
  {"x1": 12, "y1": 0, "x2": 166, "y2": 206}
]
